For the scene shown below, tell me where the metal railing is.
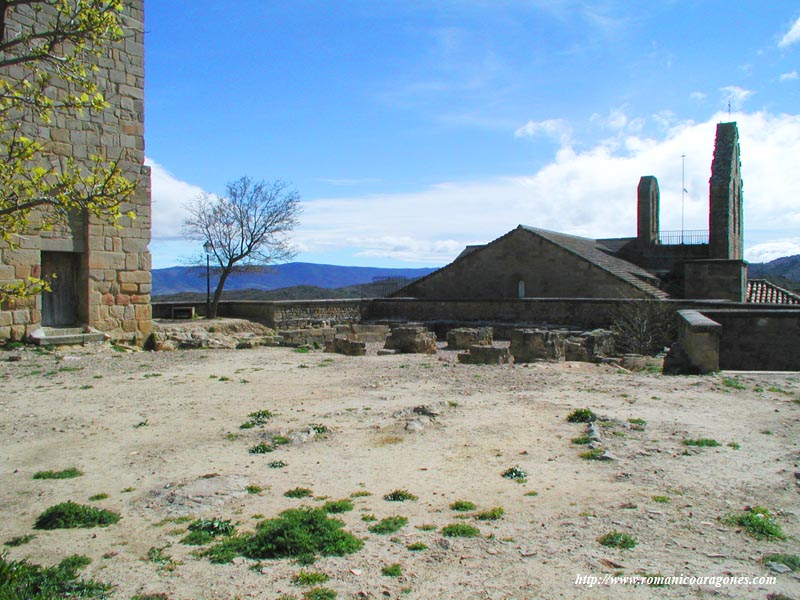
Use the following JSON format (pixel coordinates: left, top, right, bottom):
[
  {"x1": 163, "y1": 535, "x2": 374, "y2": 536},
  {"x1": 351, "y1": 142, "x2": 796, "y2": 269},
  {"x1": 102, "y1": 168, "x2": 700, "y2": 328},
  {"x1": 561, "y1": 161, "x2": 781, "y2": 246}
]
[{"x1": 658, "y1": 230, "x2": 708, "y2": 245}]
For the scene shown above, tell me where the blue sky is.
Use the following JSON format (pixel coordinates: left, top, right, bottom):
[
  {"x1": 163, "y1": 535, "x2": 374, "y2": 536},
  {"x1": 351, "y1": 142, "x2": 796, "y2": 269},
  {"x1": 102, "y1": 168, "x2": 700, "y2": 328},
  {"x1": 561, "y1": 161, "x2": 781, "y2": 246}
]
[{"x1": 144, "y1": 1, "x2": 800, "y2": 269}]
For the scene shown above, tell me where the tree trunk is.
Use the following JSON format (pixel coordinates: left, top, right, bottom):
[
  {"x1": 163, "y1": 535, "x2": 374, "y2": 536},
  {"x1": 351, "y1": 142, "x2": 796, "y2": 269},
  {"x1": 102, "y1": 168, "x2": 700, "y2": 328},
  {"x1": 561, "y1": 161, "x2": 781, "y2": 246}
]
[{"x1": 209, "y1": 266, "x2": 232, "y2": 319}]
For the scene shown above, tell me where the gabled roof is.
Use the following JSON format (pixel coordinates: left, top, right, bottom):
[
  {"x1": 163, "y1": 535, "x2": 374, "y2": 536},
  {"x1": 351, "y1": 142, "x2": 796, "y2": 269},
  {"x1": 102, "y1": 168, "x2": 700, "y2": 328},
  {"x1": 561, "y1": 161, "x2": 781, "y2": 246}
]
[
  {"x1": 746, "y1": 279, "x2": 800, "y2": 304},
  {"x1": 518, "y1": 226, "x2": 668, "y2": 298}
]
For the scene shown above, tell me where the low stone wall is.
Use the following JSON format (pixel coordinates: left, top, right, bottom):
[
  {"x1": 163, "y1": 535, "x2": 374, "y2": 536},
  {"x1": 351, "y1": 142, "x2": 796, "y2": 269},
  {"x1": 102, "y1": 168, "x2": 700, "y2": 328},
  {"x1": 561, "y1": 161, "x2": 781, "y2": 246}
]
[
  {"x1": 672, "y1": 310, "x2": 722, "y2": 374},
  {"x1": 702, "y1": 309, "x2": 800, "y2": 371},
  {"x1": 152, "y1": 299, "x2": 364, "y2": 329}
]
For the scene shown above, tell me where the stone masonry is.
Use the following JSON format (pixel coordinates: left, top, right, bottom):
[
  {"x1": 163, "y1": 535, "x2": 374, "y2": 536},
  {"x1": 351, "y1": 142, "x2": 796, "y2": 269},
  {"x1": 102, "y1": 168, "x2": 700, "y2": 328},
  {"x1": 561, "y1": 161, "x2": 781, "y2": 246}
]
[{"x1": 0, "y1": 1, "x2": 152, "y2": 342}]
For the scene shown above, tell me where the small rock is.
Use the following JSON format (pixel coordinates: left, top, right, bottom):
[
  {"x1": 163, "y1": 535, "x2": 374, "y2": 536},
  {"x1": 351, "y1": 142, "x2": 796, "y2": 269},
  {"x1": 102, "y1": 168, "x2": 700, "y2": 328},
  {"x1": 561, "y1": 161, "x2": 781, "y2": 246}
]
[
  {"x1": 350, "y1": 568, "x2": 362, "y2": 576},
  {"x1": 766, "y1": 562, "x2": 792, "y2": 574},
  {"x1": 600, "y1": 450, "x2": 619, "y2": 461}
]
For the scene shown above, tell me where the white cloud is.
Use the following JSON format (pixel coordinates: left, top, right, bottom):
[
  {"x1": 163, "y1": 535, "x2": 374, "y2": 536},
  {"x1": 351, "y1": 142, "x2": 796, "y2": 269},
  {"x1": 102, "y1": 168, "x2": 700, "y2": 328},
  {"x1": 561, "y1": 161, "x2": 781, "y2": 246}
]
[
  {"x1": 745, "y1": 240, "x2": 800, "y2": 263},
  {"x1": 146, "y1": 158, "x2": 208, "y2": 241},
  {"x1": 720, "y1": 86, "x2": 754, "y2": 110},
  {"x1": 149, "y1": 112, "x2": 800, "y2": 267},
  {"x1": 690, "y1": 91, "x2": 707, "y2": 101},
  {"x1": 778, "y1": 15, "x2": 800, "y2": 48},
  {"x1": 780, "y1": 70, "x2": 799, "y2": 81},
  {"x1": 514, "y1": 118, "x2": 573, "y2": 145}
]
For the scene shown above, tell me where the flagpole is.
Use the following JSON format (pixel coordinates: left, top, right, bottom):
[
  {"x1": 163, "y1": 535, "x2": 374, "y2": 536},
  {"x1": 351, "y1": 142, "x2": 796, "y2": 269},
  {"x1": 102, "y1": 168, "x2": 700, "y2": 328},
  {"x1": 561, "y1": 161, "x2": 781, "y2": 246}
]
[{"x1": 681, "y1": 154, "x2": 685, "y2": 244}]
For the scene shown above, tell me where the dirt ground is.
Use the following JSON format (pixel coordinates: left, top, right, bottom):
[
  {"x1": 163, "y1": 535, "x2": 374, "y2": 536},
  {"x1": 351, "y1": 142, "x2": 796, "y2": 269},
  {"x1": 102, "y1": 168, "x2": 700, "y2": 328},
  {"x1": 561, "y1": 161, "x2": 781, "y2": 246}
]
[{"x1": 1, "y1": 320, "x2": 799, "y2": 600}]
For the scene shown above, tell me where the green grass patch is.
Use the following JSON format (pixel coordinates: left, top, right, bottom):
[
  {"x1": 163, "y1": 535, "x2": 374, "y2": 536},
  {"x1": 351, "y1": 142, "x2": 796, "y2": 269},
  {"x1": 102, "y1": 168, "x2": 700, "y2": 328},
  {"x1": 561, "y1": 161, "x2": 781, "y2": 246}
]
[
  {"x1": 441, "y1": 523, "x2": 480, "y2": 538},
  {"x1": 381, "y1": 563, "x2": 402, "y2": 577},
  {"x1": 571, "y1": 434, "x2": 593, "y2": 445},
  {"x1": 524, "y1": 491, "x2": 539, "y2": 497},
  {"x1": 0, "y1": 554, "x2": 109, "y2": 599},
  {"x1": 580, "y1": 448, "x2": 605, "y2": 460},
  {"x1": 273, "y1": 435, "x2": 291, "y2": 446},
  {"x1": 32, "y1": 468, "x2": 82, "y2": 480},
  {"x1": 474, "y1": 507, "x2": 504, "y2": 521},
  {"x1": 322, "y1": 499, "x2": 353, "y2": 514},
  {"x1": 682, "y1": 438, "x2": 721, "y2": 447},
  {"x1": 34, "y1": 501, "x2": 120, "y2": 529},
  {"x1": 721, "y1": 377, "x2": 746, "y2": 390},
  {"x1": 361, "y1": 514, "x2": 377, "y2": 522},
  {"x1": 269, "y1": 460, "x2": 288, "y2": 469},
  {"x1": 246, "y1": 485, "x2": 263, "y2": 495},
  {"x1": 449, "y1": 500, "x2": 476, "y2": 512},
  {"x1": 416, "y1": 523, "x2": 436, "y2": 531},
  {"x1": 241, "y1": 409, "x2": 273, "y2": 429},
  {"x1": 294, "y1": 347, "x2": 311, "y2": 354},
  {"x1": 652, "y1": 495, "x2": 670, "y2": 503},
  {"x1": 203, "y1": 507, "x2": 363, "y2": 564},
  {"x1": 293, "y1": 570, "x2": 330, "y2": 585},
  {"x1": 597, "y1": 530, "x2": 637, "y2": 549},
  {"x1": 285, "y1": 487, "x2": 314, "y2": 499},
  {"x1": 181, "y1": 518, "x2": 236, "y2": 545},
  {"x1": 383, "y1": 489, "x2": 417, "y2": 502},
  {"x1": 350, "y1": 491, "x2": 372, "y2": 498},
  {"x1": 567, "y1": 408, "x2": 597, "y2": 423},
  {"x1": 723, "y1": 506, "x2": 785, "y2": 540},
  {"x1": 368, "y1": 516, "x2": 408, "y2": 535},
  {"x1": 146, "y1": 546, "x2": 182, "y2": 572},
  {"x1": 4, "y1": 534, "x2": 35, "y2": 547},
  {"x1": 302, "y1": 588, "x2": 337, "y2": 600},
  {"x1": 727, "y1": 441, "x2": 741, "y2": 450},
  {"x1": 406, "y1": 542, "x2": 427, "y2": 551},
  {"x1": 762, "y1": 553, "x2": 800, "y2": 571},
  {"x1": 88, "y1": 493, "x2": 109, "y2": 502}
]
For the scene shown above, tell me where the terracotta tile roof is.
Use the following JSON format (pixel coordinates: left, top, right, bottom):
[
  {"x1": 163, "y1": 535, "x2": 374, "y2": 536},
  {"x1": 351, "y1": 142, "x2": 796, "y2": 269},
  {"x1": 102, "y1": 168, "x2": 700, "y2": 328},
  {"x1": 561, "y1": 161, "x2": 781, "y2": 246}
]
[{"x1": 746, "y1": 279, "x2": 800, "y2": 304}]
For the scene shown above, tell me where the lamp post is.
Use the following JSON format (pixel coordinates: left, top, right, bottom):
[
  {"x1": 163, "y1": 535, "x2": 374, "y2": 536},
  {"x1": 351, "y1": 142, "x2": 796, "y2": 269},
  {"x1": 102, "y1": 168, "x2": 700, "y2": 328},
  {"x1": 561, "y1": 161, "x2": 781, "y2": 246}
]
[{"x1": 203, "y1": 240, "x2": 214, "y2": 318}]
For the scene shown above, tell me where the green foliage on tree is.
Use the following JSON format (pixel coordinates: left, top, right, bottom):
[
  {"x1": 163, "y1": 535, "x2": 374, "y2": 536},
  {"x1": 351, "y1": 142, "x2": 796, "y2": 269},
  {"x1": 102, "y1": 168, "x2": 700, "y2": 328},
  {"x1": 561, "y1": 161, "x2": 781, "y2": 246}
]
[{"x1": 0, "y1": 1, "x2": 139, "y2": 301}]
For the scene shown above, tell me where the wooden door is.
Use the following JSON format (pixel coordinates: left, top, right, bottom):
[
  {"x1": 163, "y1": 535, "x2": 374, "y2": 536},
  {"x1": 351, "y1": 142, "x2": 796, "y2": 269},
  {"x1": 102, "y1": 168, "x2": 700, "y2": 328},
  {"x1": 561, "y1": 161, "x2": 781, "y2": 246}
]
[{"x1": 41, "y1": 252, "x2": 80, "y2": 326}]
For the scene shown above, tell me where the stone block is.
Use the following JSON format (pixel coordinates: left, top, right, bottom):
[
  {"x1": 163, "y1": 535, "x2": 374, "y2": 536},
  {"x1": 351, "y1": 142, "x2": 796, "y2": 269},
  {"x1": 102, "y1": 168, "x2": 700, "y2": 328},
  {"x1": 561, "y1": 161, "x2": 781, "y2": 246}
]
[
  {"x1": 134, "y1": 304, "x2": 152, "y2": 320},
  {"x1": 0, "y1": 312, "x2": 12, "y2": 327},
  {"x1": 510, "y1": 328, "x2": 564, "y2": 362},
  {"x1": 385, "y1": 326, "x2": 437, "y2": 354},
  {"x1": 329, "y1": 336, "x2": 367, "y2": 356},
  {"x1": 457, "y1": 345, "x2": 511, "y2": 365},
  {"x1": 118, "y1": 270, "x2": 151, "y2": 284},
  {"x1": 564, "y1": 339, "x2": 591, "y2": 362},
  {"x1": 447, "y1": 327, "x2": 493, "y2": 350}
]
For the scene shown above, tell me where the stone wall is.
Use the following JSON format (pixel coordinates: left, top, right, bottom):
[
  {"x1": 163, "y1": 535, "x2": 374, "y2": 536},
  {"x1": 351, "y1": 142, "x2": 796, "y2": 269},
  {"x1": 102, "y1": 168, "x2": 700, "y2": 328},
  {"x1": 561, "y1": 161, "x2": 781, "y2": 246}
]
[
  {"x1": 0, "y1": 1, "x2": 151, "y2": 342},
  {"x1": 152, "y1": 299, "x2": 364, "y2": 329},
  {"x1": 702, "y1": 309, "x2": 800, "y2": 371}
]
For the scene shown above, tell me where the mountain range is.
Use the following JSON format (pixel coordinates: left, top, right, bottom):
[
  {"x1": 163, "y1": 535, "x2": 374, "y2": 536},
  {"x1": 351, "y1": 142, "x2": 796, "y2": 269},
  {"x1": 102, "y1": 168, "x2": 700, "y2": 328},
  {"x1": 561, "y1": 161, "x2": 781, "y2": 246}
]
[
  {"x1": 152, "y1": 255, "x2": 800, "y2": 300},
  {"x1": 152, "y1": 262, "x2": 438, "y2": 297}
]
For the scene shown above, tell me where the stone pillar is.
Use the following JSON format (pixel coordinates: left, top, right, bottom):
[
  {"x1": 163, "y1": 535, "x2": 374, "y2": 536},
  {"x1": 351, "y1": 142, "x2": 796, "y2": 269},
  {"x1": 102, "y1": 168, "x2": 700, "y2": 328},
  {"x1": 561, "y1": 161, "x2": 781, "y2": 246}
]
[
  {"x1": 637, "y1": 176, "x2": 659, "y2": 246},
  {"x1": 709, "y1": 122, "x2": 743, "y2": 260}
]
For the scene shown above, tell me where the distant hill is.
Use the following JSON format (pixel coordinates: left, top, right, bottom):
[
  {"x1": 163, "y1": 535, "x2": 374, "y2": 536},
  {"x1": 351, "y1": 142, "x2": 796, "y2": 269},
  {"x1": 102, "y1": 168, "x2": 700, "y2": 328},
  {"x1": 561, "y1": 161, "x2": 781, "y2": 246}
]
[
  {"x1": 152, "y1": 263, "x2": 438, "y2": 297},
  {"x1": 748, "y1": 254, "x2": 800, "y2": 292}
]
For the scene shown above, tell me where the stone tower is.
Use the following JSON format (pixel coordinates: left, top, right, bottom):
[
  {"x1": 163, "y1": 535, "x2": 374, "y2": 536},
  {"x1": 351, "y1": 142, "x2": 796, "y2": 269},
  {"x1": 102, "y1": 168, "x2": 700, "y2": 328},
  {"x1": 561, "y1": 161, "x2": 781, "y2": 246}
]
[
  {"x1": 709, "y1": 122, "x2": 743, "y2": 260},
  {"x1": 0, "y1": 1, "x2": 152, "y2": 342},
  {"x1": 637, "y1": 176, "x2": 660, "y2": 246}
]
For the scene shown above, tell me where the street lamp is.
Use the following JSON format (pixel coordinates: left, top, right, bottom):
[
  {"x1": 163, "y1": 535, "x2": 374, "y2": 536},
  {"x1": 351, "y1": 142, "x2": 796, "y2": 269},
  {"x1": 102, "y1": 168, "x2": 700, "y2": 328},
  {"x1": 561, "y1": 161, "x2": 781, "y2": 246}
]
[{"x1": 203, "y1": 240, "x2": 214, "y2": 318}]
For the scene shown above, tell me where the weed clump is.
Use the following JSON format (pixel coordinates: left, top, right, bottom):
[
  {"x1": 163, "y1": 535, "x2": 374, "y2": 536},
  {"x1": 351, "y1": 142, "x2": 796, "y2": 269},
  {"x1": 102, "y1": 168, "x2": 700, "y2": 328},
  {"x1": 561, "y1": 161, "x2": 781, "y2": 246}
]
[
  {"x1": 474, "y1": 507, "x2": 504, "y2": 521},
  {"x1": 441, "y1": 523, "x2": 480, "y2": 538},
  {"x1": 723, "y1": 506, "x2": 785, "y2": 540},
  {"x1": 302, "y1": 588, "x2": 336, "y2": 600},
  {"x1": 33, "y1": 468, "x2": 82, "y2": 480},
  {"x1": 285, "y1": 487, "x2": 314, "y2": 499},
  {"x1": 34, "y1": 501, "x2": 120, "y2": 530},
  {"x1": 597, "y1": 530, "x2": 637, "y2": 549},
  {"x1": 181, "y1": 518, "x2": 235, "y2": 545},
  {"x1": 682, "y1": 438, "x2": 721, "y2": 447},
  {"x1": 322, "y1": 499, "x2": 353, "y2": 514},
  {"x1": 383, "y1": 489, "x2": 417, "y2": 502},
  {"x1": 249, "y1": 442, "x2": 274, "y2": 454},
  {"x1": 381, "y1": 563, "x2": 402, "y2": 577},
  {"x1": 269, "y1": 460, "x2": 288, "y2": 469},
  {"x1": 4, "y1": 534, "x2": 35, "y2": 547},
  {"x1": 580, "y1": 448, "x2": 605, "y2": 460},
  {"x1": 567, "y1": 408, "x2": 597, "y2": 423},
  {"x1": 241, "y1": 410, "x2": 274, "y2": 429},
  {"x1": 204, "y1": 507, "x2": 363, "y2": 563},
  {"x1": 449, "y1": 500, "x2": 476, "y2": 512},
  {"x1": 501, "y1": 466, "x2": 527, "y2": 483},
  {"x1": 0, "y1": 554, "x2": 109, "y2": 599},
  {"x1": 293, "y1": 570, "x2": 330, "y2": 585},
  {"x1": 406, "y1": 542, "x2": 427, "y2": 551},
  {"x1": 368, "y1": 516, "x2": 408, "y2": 535}
]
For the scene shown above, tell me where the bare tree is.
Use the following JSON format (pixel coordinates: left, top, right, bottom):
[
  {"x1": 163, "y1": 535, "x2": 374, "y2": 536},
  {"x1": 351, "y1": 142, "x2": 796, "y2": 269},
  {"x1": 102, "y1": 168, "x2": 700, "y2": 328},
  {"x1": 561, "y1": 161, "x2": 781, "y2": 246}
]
[{"x1": 183, "y1": 177, "x2": 301, "y2": 318}]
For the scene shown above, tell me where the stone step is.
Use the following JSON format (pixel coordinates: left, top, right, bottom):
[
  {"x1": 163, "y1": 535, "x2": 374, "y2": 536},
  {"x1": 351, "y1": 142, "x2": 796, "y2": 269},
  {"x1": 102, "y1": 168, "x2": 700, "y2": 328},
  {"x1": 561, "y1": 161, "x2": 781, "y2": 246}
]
[{"x1": 29, "y1": 326, "x2": 108, "y2": 347}]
